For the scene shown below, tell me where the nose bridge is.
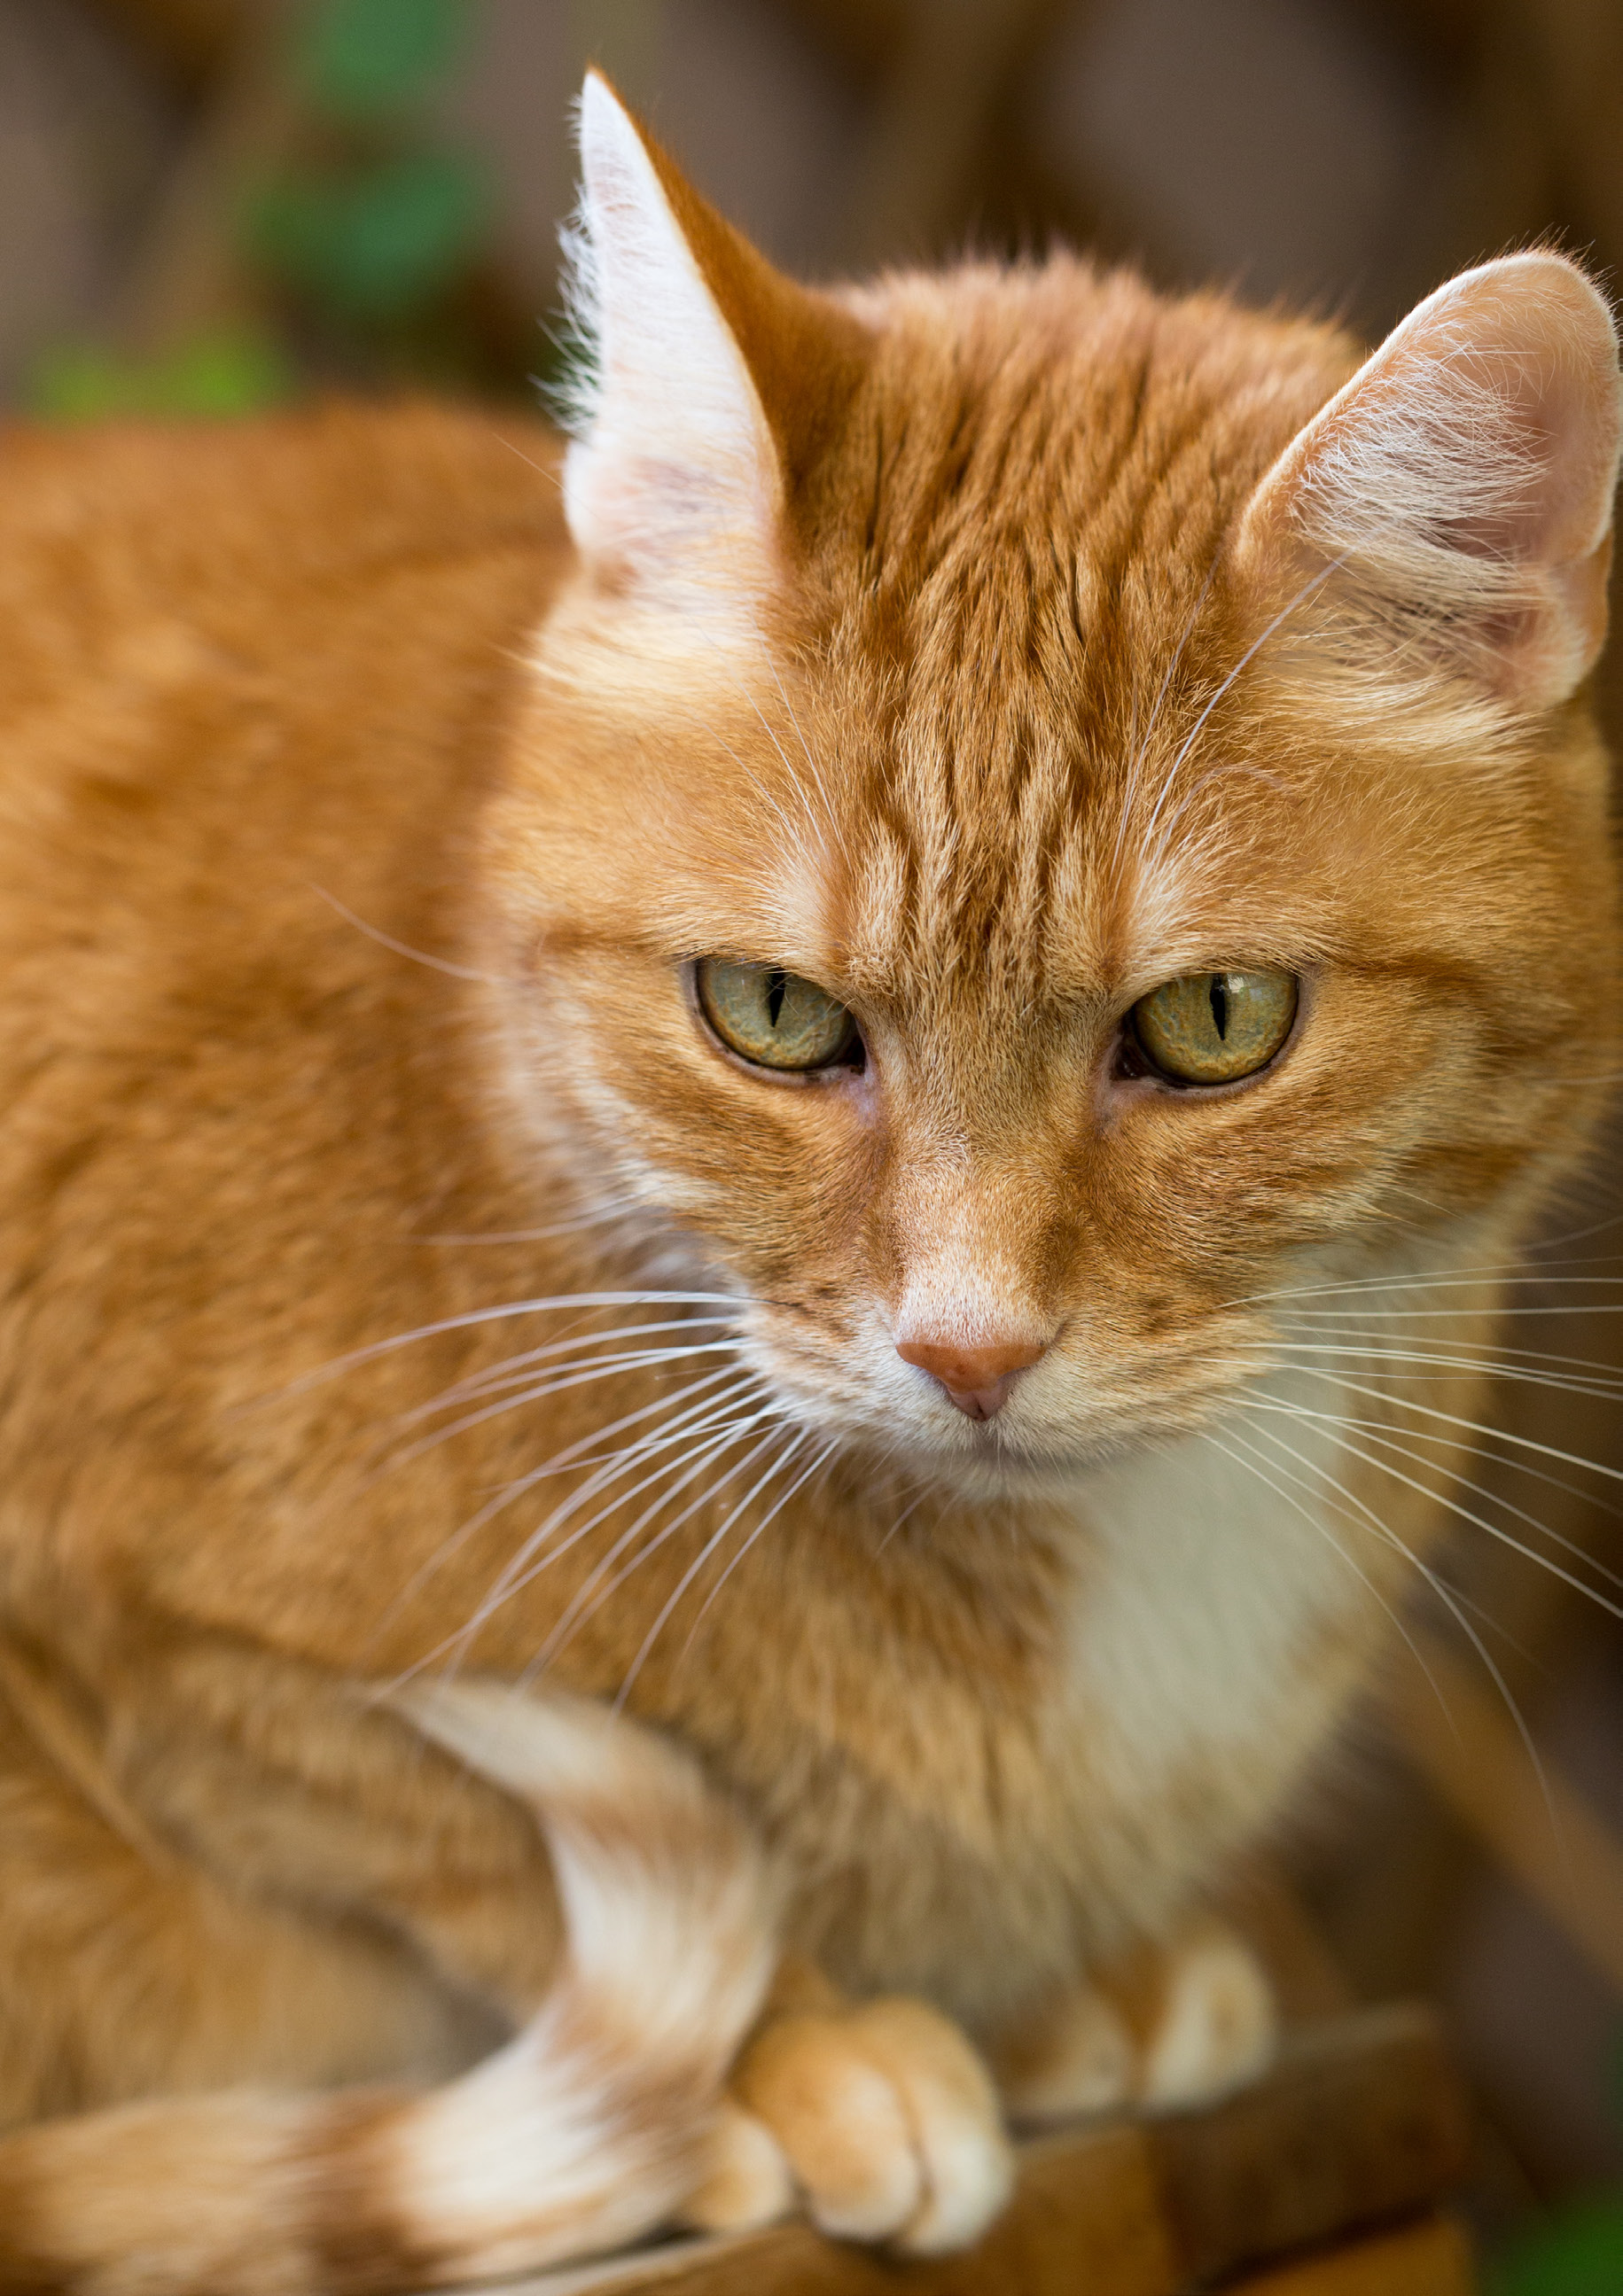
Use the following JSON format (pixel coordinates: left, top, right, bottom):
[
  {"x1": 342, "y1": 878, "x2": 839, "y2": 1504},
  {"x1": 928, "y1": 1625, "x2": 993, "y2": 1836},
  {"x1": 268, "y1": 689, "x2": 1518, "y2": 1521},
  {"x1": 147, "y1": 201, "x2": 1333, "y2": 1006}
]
[
  {"x1": 886, "y1": 1135, "x2": 1060, "y2": 1352},
  {"x1": 880, "y1": 1081, "x2": 1066, "y2": 1421},
  {"x1": 890, "y1": 1180, "x2": 1057, "y2": 1419}
]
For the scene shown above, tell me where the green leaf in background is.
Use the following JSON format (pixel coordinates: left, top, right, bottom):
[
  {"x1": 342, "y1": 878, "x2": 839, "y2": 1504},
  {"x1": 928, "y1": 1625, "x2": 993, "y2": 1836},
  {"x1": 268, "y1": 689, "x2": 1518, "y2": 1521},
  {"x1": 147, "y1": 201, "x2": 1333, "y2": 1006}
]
[
  {"x1": 1490, "y1": 2198, "x2": 1623, "y2": 2296},
  {"x1": 246, "y1": 152, "x2": 490, "y2": 321},
  {"x1": 26, "y1": 330, "x2": 293, "y2": 422},
  {"x1": 293, "y1": 0, "x2": 474, "y2": 123}
]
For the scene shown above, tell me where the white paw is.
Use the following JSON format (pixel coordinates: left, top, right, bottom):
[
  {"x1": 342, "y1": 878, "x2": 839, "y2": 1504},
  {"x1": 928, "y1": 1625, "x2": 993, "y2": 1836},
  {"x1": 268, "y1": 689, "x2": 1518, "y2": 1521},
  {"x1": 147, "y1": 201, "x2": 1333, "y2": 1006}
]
[
  {"x1": 691, "y1": 1997, "x2": 1012, "y2": 2254},
  {"x1": 995, "y1": 1922, "x2": 1278, "y2": 2129},
  {"x1": 1137, "y1": 1926, "x2": 1277, "y2": 2109}
]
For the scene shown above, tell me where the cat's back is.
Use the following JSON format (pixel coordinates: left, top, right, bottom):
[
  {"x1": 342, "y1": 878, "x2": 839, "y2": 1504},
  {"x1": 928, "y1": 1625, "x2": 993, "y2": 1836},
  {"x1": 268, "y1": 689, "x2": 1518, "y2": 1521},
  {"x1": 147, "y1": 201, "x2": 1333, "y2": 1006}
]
[
  {"x1": 0, "y1": 399, "x2": 567, "y2": 867},
  {"x1": 0, "y1": 405, "x2": 571, "y2": 1555},
  {"x1": 0, "y1": 397, "x2": 566, "y2": 661},
  {"x1": 0, "y1": 400, "x2": 566, "y2": 1097}
]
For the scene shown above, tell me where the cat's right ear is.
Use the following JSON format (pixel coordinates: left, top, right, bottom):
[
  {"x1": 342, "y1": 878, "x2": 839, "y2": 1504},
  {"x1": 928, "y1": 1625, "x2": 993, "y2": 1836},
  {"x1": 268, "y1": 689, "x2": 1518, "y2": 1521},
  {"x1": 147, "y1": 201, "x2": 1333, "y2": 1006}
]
[
  {"x1": 558, "y1": 74, "x2": 869, "y2": 619},
  {"x1": 1235, "y1": 253, "x2": 1622, "y2": 718}
]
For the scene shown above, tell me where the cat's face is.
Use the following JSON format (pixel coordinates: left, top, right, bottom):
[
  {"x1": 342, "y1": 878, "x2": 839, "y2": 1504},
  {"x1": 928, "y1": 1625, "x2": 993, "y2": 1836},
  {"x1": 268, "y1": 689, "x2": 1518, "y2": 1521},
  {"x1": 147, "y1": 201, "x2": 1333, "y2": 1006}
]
[{"x1": 488, "y1": 82, "x2": 1620, "y2": 1489}]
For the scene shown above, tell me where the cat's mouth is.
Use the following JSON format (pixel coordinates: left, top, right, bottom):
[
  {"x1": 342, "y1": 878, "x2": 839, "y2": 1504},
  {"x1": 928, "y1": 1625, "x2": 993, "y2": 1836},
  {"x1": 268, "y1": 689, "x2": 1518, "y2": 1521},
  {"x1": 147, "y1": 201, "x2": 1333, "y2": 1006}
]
[
  {"x1": 719, "y1": 1283, "x2": 1280, "y2": 1497},
  {"x1": 752, "y1": 1341, "x2": 1248, "y2": 1494}
]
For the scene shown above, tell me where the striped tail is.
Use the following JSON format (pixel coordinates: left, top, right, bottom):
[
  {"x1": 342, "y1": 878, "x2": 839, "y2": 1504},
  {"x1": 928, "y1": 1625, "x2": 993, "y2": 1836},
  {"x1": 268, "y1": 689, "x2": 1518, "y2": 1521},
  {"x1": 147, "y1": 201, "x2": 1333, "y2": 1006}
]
[{"x1": 0, "y1": 1683, "x2": 778, "y2": 2295}]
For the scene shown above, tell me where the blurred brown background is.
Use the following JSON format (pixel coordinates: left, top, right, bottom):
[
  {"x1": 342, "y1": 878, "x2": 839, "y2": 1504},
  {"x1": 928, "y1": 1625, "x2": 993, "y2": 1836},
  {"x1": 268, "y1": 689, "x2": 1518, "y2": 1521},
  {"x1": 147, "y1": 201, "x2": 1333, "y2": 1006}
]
[{"x1": 2, "y1": 0, "x2": 1621, "y2": 2277}]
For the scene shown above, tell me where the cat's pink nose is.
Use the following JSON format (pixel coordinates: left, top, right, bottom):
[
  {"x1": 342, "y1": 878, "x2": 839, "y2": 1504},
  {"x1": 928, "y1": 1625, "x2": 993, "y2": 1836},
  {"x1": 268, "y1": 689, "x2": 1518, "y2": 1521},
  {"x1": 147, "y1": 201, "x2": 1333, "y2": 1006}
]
[{"x1": 895, "y1": 1335, "x2": 1049, "y2": 1421}]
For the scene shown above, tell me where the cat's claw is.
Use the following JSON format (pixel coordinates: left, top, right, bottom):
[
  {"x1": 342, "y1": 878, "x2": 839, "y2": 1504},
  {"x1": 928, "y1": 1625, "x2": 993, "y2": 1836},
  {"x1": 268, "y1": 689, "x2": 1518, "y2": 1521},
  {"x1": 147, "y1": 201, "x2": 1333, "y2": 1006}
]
[{"x1": 685, "y1": 1997, "x2": 1013, "y2": 2254}]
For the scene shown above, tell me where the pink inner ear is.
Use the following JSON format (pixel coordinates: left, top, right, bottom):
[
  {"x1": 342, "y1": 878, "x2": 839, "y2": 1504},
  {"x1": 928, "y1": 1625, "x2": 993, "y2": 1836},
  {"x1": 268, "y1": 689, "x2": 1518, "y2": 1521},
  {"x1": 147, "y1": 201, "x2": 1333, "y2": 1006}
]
[
  {"x1": 1513, "y1": 344, "x2": 1610, "y2": 568},
  {"x1": 1238, "y1": 253, "x2": 1621, "y2": 713},
  {"x1": 1416, "y1": 271, "x2": 1620, "y2": 572}
]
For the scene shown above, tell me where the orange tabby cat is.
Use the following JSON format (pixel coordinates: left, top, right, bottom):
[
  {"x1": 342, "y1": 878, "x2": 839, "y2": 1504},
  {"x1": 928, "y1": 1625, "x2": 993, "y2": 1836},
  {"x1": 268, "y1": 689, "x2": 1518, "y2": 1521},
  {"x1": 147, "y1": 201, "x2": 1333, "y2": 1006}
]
[{"x1": 0, "y1": 73, "x2": 1617, "y2": 2292}]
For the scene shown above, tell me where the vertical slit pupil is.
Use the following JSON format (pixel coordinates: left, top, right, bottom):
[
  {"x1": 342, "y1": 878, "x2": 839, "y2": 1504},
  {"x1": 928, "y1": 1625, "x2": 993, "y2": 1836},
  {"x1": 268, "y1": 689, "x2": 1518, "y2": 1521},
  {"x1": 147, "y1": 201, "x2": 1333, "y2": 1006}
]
[
  {"x1": 767, "y1": 969, "x2": 787, "y2": 1028},
  {"x1": 1209, "y1": 976, "x2": 1229, "y2": 1039}
]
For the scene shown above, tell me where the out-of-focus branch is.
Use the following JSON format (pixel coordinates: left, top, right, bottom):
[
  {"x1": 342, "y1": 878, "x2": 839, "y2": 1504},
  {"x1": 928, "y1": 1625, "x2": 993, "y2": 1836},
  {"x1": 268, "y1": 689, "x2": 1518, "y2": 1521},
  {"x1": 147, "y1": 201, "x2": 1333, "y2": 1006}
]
[
  {"x1": 85, "y1": 0, "x2": 252, "y2": 90},
  {"x1": 827, "y1": 0, "x2": 1080, "y2": 270},
  {"x1": 106, "y1": 8, "x2": 295, "y2": 351},
  {"x1": 1397, "y1": 1628, "x2": 1623, "y2": 1997}
]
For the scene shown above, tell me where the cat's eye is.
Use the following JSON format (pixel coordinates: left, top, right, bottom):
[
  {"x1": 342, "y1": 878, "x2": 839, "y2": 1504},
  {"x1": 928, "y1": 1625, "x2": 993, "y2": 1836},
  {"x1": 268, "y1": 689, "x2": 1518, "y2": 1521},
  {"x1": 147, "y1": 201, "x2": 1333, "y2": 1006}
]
[
  {"x1": 1130, "y1": 969, "x2": 1298, "y2": 1086},
  {"x1": 696, "y1": 958, "x2": 860, "y2": 1073}
]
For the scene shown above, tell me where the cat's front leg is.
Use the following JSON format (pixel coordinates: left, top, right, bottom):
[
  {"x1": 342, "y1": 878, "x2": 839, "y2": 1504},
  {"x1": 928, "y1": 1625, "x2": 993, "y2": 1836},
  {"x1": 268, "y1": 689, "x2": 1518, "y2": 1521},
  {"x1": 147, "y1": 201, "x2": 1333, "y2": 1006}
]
[
  {"x1": 682, "y1": 1957, "x2": 1014, "y2": 2255},
  {"x1": 991, "y1": 1917, "x2": 1278, "y2": 2126}
]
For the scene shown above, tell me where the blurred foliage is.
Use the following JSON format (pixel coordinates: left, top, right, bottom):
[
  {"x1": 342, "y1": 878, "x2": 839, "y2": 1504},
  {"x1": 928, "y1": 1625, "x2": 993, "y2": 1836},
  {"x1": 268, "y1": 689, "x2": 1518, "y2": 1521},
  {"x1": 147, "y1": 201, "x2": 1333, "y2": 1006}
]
[
  {"x1": 292, "y1": 0, "x2": 473, "y2": 123},
  {"x1": 28, "y1": 330, "x2": 291, "y2": 422},
  {"x1": 1490, "y1": 2199, "x2": 1623, "y2": 2296},
  {"x1": 246, "y1": 0, "x2": 491, "y2": 340},
  {"x1": 1487, "y1": 2027, "x2": 1623, "y2": 2294},
  {"x1": 246, "y1": 150, "x2": 488, "y2": 322},
  {"x1": 27, "y1": 0, "x2": 497, "y2": 420}
]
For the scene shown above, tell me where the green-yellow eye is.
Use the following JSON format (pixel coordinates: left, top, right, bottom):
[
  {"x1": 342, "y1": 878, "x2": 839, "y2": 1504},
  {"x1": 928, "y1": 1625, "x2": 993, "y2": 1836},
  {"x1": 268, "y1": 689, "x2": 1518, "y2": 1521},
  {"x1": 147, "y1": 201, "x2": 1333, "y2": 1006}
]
[
  {"x1": 696, "y1": 958, "x2": 859, "y2": 1072},
  {"x1": 1131, "y1": 969, "x2": 1298, "y2": 1085}
]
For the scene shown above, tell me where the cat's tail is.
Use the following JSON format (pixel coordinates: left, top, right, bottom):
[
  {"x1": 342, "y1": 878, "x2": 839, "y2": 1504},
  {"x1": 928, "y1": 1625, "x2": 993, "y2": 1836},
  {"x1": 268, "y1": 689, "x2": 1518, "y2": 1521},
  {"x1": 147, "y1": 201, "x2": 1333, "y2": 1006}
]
[{"x1": 0, "y1": 1682, "x2": 778, "y2": 2296}]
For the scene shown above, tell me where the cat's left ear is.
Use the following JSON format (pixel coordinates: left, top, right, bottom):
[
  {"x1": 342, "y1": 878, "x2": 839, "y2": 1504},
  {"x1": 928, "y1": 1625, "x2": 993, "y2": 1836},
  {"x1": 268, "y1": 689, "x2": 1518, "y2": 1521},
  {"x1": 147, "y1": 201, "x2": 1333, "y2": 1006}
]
[
  {"x1": 1236, "y1": 253, "x2": 1621, "y2": 713},
  {"x1": 559, "y1": 74, "x2": 870, "y2": 615}
]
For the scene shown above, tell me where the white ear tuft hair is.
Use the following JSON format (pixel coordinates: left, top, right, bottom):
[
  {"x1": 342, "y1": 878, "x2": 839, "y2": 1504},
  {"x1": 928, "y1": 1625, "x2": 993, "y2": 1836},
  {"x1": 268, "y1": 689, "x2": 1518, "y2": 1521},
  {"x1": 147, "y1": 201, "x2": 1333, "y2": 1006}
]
[
  {"x1": 1237, "y1": 253, "x2": 1621, "y2": 718},
  {"x1": 558, "y1": 74, "x2": 782, "y2": 608},
  {"x1": 548, "y1": 179, "x2": 605, "y2": 445}
]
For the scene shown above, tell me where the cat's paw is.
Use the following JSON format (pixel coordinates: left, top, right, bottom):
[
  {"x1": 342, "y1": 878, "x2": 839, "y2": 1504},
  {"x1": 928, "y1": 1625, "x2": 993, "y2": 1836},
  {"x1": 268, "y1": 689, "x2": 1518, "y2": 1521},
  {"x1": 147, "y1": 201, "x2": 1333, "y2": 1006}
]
[
  {"x1": 996, "y1": 1918, "x2": 1277, "y2": 2124},
  {"x1": 1130, "y1": 1919, "x2": 1278, "y2": 2108},
  {"x1": 683, "y1": 1996, "x2": 1013, "y2": 2254}
]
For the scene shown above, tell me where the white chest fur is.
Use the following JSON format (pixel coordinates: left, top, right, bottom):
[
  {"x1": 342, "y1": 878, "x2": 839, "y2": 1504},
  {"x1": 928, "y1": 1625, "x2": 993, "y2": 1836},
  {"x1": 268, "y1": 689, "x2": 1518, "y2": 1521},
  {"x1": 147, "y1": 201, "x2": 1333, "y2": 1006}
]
[{"x1": 1057, "y1": 1381, "x2": 1380, "y2": 1824}]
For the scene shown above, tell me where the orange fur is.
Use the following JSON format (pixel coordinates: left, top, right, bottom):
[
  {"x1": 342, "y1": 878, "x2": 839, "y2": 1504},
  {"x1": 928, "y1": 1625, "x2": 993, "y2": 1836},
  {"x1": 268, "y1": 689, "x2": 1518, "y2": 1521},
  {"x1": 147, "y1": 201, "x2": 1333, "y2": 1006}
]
[{"x1": 0, "y1": 75, "x2": 1617, "y2": 2291}]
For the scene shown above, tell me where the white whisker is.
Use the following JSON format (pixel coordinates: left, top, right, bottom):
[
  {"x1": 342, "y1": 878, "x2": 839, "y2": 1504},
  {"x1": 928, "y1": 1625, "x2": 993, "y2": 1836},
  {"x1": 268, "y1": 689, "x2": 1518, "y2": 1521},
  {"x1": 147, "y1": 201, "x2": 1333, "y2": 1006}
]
[
  {"x1": 668, "y1": 1438, "x2": 841, "y2": 1676},
  {"x1": 1240, "y1": 1394, "x2": 1623, "y2": 1622},
  {"x1": 454, "y1": 1377, "x2": 768, "y2": 1638},
  {"x1": 1111, "y1": 559, "x2": 1216, "y2": 880},
  {"x1": 378, "y1": 1374, "x2": 757, "y2": 1661},
  {"x1": 285, "y1": 1292, "x2": 744, "y2": 1395},
  {"x1": 418, "y1": 1195, "x2": 646, "y2": 1245},
  {"x1": 1197, "y1": 1420, "x2": 1449, "y2": 1713},
  {"x1": 1245, "y1": 1389, "x2": 1623, "y2": 1586},
  {"x1": 1230, "y1": 1406, "x2": 1572, "y2": 1864},
  {"x1": 612, "y1": 1430, "x2": 832, "y2": 1709},
  {"x1": 395, "y1": 1319, "x2": 749, "y2": 1426},
  {"x1": 1273, "y1": 1337, "x2": 1623, "y2": 1404},
  {"x1": 1229, "y1": 1268, "x2": 1623, "y2": 1311},
  {"x1": 1288, "y1": 1366, "x2": 1623, "y2": 1491},
  {"x1": 1136, "y1": 558, "x2": 1340, "y2": 853},
  {"x1": 378, "y1": 1341, "x2": 748, "y2": 1474},
  {"x1": 309, "y1": 881, "x2": 497, "y2": 985},
  {"x1": 531, "y1": 1412, "x2": 796, "y2": 1673}
]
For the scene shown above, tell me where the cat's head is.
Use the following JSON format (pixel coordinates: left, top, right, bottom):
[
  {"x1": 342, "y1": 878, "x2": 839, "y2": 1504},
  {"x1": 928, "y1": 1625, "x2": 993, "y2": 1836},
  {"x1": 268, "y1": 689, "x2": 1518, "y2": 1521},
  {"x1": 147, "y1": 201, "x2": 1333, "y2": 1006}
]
[{"x1": 486, "y1": 75, "x2": 1621, "y2": 1485}]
